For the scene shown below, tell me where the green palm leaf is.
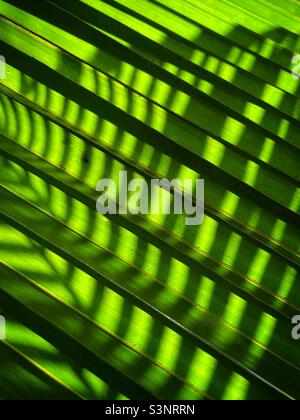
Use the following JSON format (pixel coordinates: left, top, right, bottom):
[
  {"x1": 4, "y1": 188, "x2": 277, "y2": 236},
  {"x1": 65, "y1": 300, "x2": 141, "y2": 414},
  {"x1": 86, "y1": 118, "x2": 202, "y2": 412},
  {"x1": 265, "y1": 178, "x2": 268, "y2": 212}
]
[{"x1": 0, "y1": 0, "x2": 299, "y2": 400}]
